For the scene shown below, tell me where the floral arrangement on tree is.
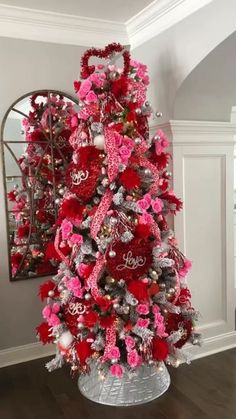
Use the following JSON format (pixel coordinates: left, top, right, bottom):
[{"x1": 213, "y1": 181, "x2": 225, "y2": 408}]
[
  {"x1": 37, "y1": 44, "x2": 200, "y2": 378},
  {"x1": 8, "y1": 92, "x2": 76, "y2": 278}
]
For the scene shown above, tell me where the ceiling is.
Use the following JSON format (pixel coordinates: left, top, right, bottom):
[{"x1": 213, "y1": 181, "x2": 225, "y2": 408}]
[{"x1": 0, "y1": 0, "x2": 154, "y2": 22}]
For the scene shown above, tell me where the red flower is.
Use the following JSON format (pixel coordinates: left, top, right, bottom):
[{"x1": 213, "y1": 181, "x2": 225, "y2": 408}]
[
  {"x1": 7, "y1": 190, "x2": 16, "y2": 202},
  {"x1": 38, "y1": 280, "x2": 57, "y2": 301},
  {"x1": 44, "y1": 242, "x2": 61, "y2": 262},
  {"x1": 135, "y1": 223, "x2": 151, "y2": 240},
  {"x1": 37, "y1": 261, "x2": 55, "y2": 275},
  {"x1": 160, "y1": 192, "x2": 182, "y2": 213},
  {"x1": 75, "y1": 339, "x2": 93, "y2": 365},
  {"x1": 36, "y1": 322, "x2": 53, "y2": 345},
  {"x1": 30, "y1": 129, "x2": 45, "y2": 142},
  {"x1": 148, "y1": 282, "x2": 160, "y2": 297},
  {"x1": 128, "y1": 280, "x2": 149, "y2": 302},
  {"x1": 99, "y1": 314, "x2": 117, "y2": 328},
  {"x1": 83, "y1": 311, "x2": 98, "y2": 327},
  {"x1": 111, "y1": 75, "x2": 128, "y2": 98},
  {"x1": 11, "y1": 252, "x2": 23, "y2": 266},
  {"x1": 74, "y1": 80, "x2": 81, "y2": 93},
  {"x1": 150, "y1": 150, "x2": 170, "y2": 171},
  {"x1": 95, "y1": 296, "x2": 112, "y2": 311},
  {"x1": 152, "y1": 338, "x2": 169, "y2": 361},
  {"x1": 119, "y1": 168, "x2": 141, "y2": 190},
  {"x1": 17, "y1": 224, "x2": 30, "y2": 238},
  {"x1": 60, "y1": 198, "x2": 84, "y2": 221}
]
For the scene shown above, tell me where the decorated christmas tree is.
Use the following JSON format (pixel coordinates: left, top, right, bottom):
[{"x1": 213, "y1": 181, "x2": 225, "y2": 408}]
[
  {"x1": 37, "y1": 44, "x2": 200, "y2": 382},
  {"x1": 8, "y1": 93, "x2": 75, "y2": 278}
]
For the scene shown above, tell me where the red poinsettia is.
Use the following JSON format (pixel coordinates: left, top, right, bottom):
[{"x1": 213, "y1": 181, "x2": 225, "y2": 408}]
[
  {"x1": 111, "y1": 75, "x2": 128, "y2": 98},
  {"x1": 75, "y1": 339, "x2": 94, "y2": 365},
  {"x1": 17, "y1": 224, "x2": 30, "y2": 239},
  {"x1": 83, "y1": 311, "x2": 98, "y2": 328},
  {"x1": 38, "y1": 280, "x2": 58, "y2": 301},
  {"x1": 135, "y1": 223, "x2": 151, "y2": 240},
  {"x1": 152, "y1": 338, "x2": 169, "y2": 361},
  {"x1": 36, "y1": 322, "x2": 54, "y2": 345},
  {"x1": 128, "y1": 280, "x2": 149, "y2": 302},
  {"x1": 99, "y1": 314, "x2": 117, "y2": 328},
  {"x1": 7, "y1": 191, "x2": 17, "y2": 201},
  {"x1": 45, "y1": 242, "x2": 61, "y2": 262},
  {"x1": 59, "y1": 197, "x2": 84, "y2": 221},
  {"x1": 119, "y1": 168, "x2": 141, "y2": 190}
]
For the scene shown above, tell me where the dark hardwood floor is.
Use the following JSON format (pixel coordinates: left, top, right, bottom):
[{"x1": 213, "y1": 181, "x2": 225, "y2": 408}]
[{"x1": 0, "y1": 348, "x2": 236, "y2": 419}]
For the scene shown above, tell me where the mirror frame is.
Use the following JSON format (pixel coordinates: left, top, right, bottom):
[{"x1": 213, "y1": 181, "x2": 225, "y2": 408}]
[{"x1": 1, "y1": 89, "x2": 78, "y2": 281}]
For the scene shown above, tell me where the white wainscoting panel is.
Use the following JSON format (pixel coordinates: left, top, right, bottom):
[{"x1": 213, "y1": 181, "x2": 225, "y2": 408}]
[{"x1": 156, "y1": 120, "x2": 236, "y2": 355}]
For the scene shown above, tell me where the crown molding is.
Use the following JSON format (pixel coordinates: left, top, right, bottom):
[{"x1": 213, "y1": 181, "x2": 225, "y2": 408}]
[
  {"x1": 152, "y1": 120, "x2": 236, "y2": 144},
  {"x1": 127, "y1": 0, "x2": 213, "y2": 49},
  {"x1": 0, "y1": 0, "x2": 212, "y2": 48},
  {"x1": 0, "y1": 4, "x2": 128, "y2": 47}
]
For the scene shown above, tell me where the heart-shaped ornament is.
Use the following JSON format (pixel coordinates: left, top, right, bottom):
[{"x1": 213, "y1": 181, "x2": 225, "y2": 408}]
[{"x1": 80, "y1": 43, "x2": 130, "y2": 79}]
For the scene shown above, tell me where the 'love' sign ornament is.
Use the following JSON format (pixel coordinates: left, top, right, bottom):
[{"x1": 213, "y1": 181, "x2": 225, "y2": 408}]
[{"x1": 106, "y1": 238, "x2": 153, "y2": 281}]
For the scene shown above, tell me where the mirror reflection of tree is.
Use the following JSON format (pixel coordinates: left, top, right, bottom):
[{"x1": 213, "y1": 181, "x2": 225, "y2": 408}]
[{"x1": 2, "y1": 90, "x2": 78, "y2": 280}]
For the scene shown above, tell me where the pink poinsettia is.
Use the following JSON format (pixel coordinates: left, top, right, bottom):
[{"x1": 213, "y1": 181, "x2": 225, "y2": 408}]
[
  {"x1": 78, "y1": 79, "x2": 92, "y2": 99},
  {"x1": 42, "y1": 303, "x2": 61, "y2": 327}
]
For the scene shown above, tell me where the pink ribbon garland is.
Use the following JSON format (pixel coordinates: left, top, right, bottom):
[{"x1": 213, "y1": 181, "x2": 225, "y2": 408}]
[
  {"x1": 101, "y1": 326, "x2": 117, "y2": 362},
  {"x1": 87, "y1": 253, "x2": 105, "y2": 298},
  {"x1": 104, "y1": 127, "x2": 120, "y2": 182},
  {"x1": 54, "y1": 228, "x2": 70, "y2": 267},
  {"x1": 90, "y1": 189, "x2": 113, "y2": 240},
  {"x1": 151, "y1": 221, "x2": 161, "y2": 245}
]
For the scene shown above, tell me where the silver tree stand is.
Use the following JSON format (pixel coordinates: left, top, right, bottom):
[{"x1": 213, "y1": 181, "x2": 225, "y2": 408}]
[{"x1": 78, "y1": 363, "x2": 170, "y2": 406}]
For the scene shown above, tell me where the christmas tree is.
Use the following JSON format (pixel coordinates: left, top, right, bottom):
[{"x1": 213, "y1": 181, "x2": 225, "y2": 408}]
[
  {"x1": 37, "y1": 44, "x2": 200, "y2": 377},
  {"x1": 8, "y1": 93, "x2": 75, "y2": 278}
]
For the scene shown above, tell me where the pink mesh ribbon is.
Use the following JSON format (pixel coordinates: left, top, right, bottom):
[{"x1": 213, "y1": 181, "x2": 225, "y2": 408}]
[
  {"x1": 90, "y1": 189, "x2": 113, "y2": 240},
  {"x1": 87, "y1": 253, "x2": 105, "y2": 298},
  {"x1": 104, "y1": 127, "x2": 120, "y2": 182},
  {"x1": 54, "y1": 228, "x2": 70, "y2": 267},
  {"x1": 101, "y1": 327, "x2": 117, "y2": 362},
  {"x1": 151, "y1": 221, "x2": 161, "y2": 244}
]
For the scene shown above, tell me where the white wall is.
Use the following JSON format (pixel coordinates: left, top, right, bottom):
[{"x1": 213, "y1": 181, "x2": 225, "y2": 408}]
[
  {"x1": 132, "y1": 0, "x2": 236, "y2": 123},
  {"x1": 0, "y1": 37, "x2": 86, "y2": 351}
]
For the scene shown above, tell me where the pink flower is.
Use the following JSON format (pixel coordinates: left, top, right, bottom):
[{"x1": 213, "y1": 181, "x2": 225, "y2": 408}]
[
  {"x1": 136, "y1": 318, "x2": 150, "y2": 328},
  {"x1": 85, "y1": 90, "x2": 97, "y2": 103},
  {"x1": 119, "y1": 145, "x2": 132, "y2": 163},
  {"x1": 127, "y1": 350, "x2": 140, "y2": 368},
  {"x1": 139, "y1": 212, "x2": 153, "y2": 225},
  {"x1": 151, "y1": 198, "x2": 163, "y2": 214},
  {"x1": 71, "y1": 115, "x2": 78, "y2": 128},
  {"x1": 110, "y1": 364, "x2": 124, "y2": 378},
  {"x1": 108, "y1": 346, "x2": 121, "y2": 360},
  {"x1": 136, "y1": 304, "x2": 149, "y2": 315},
  {"x1": 90, "y1": 73, "x2": 104, "y2": 87},
  {"x1": 78, "y1": 79, "x2": 92, "y2": 99},
  {"x1": 179, "y1": 259, "x2": 192, "y2": 277},
  {"x1": 114, "y1": 136, "x2": 123, "y2": 148},
  {"x1": 152, "y1": 305, "x2": 160, "y2": 314},
  {"x1": 42, "y1": 305, "x2": 51, "y2": 319},
  {"x1": 137, "y1": 199, "x2": 149, "y2": 211},
  {"x1": 125, "y1": 336, "x2": 135, "y2": 351},
  {"x1": 123, "y1": 136, "x2": 134, "y2": 151},
  {"x1": 61, "y1": 219, "x2": 73, "y2": 240},
  {"x1": 52, "y1": 303, "x2": 60, "y2": 314},
  {"x1": 48, "y1": 313, "x2": 60, "y2": 327},
  {"x1": 70, "y1": 234, "x2": 83, "y2": 245},
  {"x1": 155, "y1": 130, "x2": 169, "y2": 155},
  {"x1": 66, "y1": 277, "x2": 84, "y2": 298}
]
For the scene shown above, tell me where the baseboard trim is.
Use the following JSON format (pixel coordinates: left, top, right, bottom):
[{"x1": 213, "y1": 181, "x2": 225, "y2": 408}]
[
  {"x1": 0, "y1": 342, "x2": 55, "y2": 368},
  {"x1": 186, "y1": 331, "x2": 236, "y2": 361},
  {"x1": 0, "y1": 331, "x2": 236, "y2": 369}
]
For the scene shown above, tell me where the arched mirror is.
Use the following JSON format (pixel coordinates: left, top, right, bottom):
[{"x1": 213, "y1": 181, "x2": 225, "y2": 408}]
[{"x1": 1, "y1": 90, "x2": 78, "y2": 281}]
